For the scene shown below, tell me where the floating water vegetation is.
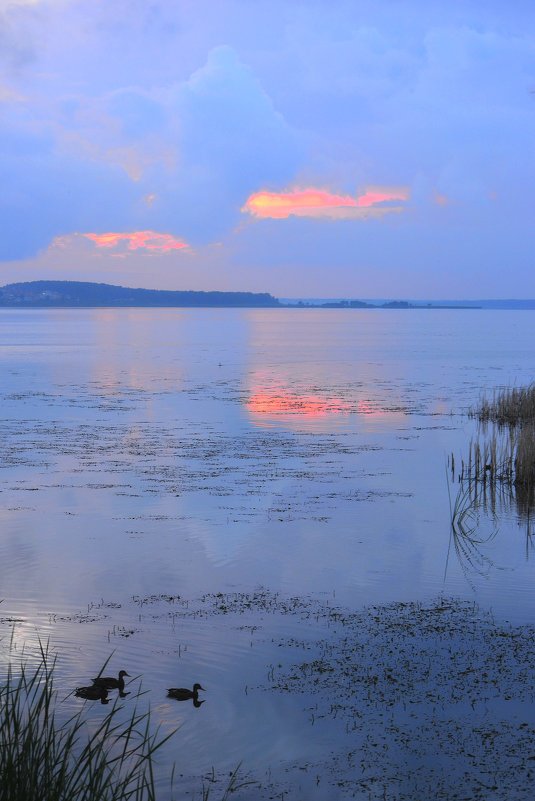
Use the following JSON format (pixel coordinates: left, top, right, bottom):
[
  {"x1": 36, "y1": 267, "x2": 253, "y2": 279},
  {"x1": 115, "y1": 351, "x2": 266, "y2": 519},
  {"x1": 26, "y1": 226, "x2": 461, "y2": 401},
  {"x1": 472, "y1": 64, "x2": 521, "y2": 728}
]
[{"x1": 263, "y1": 595, "x2": 535, "y2": 801}]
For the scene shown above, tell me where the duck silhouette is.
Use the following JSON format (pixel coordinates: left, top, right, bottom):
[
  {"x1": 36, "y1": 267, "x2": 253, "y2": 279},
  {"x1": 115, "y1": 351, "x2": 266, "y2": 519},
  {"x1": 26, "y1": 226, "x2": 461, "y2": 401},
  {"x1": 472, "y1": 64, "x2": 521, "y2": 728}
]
[
  {"x1": 92, "y1": 670, "x2": 130, "y2": 693},
  {"x1": 75, "y1": 684, "x2": 109, "y2": 704},
  {"x1": 167, "y1": 683, "x2": 205, "y2": 702}
]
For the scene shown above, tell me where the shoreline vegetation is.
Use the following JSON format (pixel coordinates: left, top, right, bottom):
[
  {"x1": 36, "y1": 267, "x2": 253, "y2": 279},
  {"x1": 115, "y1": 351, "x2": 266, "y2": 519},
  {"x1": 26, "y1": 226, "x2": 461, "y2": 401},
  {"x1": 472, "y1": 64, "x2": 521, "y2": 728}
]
[
  {"x1": 0, "y1": 280, "x2": 495, "y2": 309},
  {"x1": 3, "y1": 280, "x2": 535, "y2": 309}
]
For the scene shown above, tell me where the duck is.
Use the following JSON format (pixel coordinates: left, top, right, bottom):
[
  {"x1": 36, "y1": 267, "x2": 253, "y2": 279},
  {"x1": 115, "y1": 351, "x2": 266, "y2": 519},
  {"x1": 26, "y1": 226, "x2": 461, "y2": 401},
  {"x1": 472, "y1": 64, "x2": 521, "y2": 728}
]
[
  {"x1": 75, "y1": 684, "x2": 109, "y2": 703},
  {"x1": 92, "y1": 670, "x2": 130, "y2": 692},
  {"x1": 167, "y1": 683, "x2": 205, "y2": 701}
]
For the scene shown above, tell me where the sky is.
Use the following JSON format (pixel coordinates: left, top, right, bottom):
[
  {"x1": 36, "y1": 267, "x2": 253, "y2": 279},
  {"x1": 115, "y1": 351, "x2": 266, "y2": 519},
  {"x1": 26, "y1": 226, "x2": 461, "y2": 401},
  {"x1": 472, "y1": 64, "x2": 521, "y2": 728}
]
[{"x1": 1, "y1": 0, "x2": 534, "y2": 298}]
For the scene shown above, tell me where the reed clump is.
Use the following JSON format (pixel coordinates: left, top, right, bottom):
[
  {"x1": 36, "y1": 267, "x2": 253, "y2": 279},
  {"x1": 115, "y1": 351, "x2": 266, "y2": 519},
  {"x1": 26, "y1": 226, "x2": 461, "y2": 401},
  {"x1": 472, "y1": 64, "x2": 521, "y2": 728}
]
[
  {"x1": 454, "y1": 428, "x2": 535, "y2": 512},
  {"x1": 0, "y1": 647, "x2": 172, "y2": 801},
  {"x1": 470, "y1": 383, "x2": 535, "y2": 426},
  {"x1": 449, "y1": 385, "x2": 535, "y2": 547},
  {"x1": 464, "y1": 385, "x2": 535, "y2": 497}
]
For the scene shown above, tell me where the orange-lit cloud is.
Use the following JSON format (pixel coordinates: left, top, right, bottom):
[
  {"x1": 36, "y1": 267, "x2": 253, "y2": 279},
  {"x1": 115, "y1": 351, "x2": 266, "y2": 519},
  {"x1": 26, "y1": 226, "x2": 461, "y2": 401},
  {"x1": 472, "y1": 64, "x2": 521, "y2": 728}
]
[
  {"x1": 83, "y1": 231, "x2": 190, "y2": 254},
  {"x1": 356, "y1": 187, "x2": 410, "y2": 207},
  {"x1": 242, "y1": 185, "x2": 410, "y2": 220}
]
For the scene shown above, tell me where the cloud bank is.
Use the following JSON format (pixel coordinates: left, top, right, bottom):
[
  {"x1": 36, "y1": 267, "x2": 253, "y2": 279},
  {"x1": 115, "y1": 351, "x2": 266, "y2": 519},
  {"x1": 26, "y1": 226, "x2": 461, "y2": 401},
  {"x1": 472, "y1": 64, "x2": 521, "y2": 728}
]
[{"x1": 0, "y1": 0, "x2": 534, "y2": 296}]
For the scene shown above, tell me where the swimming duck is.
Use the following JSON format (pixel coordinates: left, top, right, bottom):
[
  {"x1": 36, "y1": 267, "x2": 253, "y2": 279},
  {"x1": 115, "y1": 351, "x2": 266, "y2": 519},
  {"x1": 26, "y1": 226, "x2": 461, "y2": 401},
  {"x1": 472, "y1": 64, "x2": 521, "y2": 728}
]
[
  {"x1": 75, "y1": 684, "x2": 109, "y2": 703},
  {"x1": 92, "y1": 670, "x2": 130, "y2": 692},
  {"x1": 167, "y1": 683, "x2": 205, "y2": 701}
]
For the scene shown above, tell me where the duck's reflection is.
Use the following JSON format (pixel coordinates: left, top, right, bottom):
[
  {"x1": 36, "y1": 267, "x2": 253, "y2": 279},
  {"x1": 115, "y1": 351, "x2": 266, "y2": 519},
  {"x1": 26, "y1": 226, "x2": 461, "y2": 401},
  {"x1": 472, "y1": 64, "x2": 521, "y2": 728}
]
[{"x1": 74, "y1": 685, "x2": 110, "y2": 704}]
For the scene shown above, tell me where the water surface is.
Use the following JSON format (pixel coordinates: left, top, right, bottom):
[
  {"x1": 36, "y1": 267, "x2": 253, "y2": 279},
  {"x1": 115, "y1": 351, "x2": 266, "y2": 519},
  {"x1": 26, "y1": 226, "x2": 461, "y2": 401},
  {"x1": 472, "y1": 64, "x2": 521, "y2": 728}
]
[{"x1": 1, "y1": 308, "x2": 534, "y2": 797}]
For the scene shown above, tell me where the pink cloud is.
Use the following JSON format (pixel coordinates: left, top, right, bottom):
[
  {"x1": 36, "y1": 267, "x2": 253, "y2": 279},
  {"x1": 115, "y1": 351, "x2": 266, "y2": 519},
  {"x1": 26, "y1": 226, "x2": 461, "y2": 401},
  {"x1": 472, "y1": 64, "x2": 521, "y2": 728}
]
[
  {"x1": 434, "y1": 192, "x2": 450, "y2": 207},
  {"x1": 83, "y1": 231, "x2": 190, "y2": 253},
  {"x1": 356, "y1": 186, "x2": 410, "y2": 207},
  {"x1": 242, "y1": 186, "x2": 410, "y2": 219}
]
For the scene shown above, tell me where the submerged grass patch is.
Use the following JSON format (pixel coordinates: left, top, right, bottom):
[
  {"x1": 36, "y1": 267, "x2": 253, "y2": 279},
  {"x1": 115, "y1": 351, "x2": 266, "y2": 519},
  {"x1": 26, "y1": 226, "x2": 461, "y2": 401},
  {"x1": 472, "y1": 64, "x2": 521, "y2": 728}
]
[{"x1": 0, "y1": 646, "x2": 173, "y2": 801}]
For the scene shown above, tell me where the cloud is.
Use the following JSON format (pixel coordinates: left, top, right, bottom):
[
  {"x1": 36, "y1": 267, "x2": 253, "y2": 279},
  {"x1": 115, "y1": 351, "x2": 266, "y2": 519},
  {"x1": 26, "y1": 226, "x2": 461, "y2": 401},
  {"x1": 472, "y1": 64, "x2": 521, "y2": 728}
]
[
  {"x1": 0, "y1": 1, "x2": 44, "y2": 7},
  {"x1": 433, "y1": 192, "x2": 450, "y2": 207},
  {"x1": 0, "y1": 42, "x2": 303, "y2": 259},
  {"x1": 154, "y1": 45, "x2": 302, "y2": 241},
  {"x1": 242, "y1": 186, "x2": 409, "y2": 219},
  {"x1": 84, "y1": 230, "x2": 190, "y2": 254},
  {"x1": 52, "y1": 231, "x2": 190, "y2": 256},
  {"x1": 1, "y1": 2, "x2": 534, "y2": 297},
  {"x1": 0, "y1": 81, "x2": 24, "y2": 101}
]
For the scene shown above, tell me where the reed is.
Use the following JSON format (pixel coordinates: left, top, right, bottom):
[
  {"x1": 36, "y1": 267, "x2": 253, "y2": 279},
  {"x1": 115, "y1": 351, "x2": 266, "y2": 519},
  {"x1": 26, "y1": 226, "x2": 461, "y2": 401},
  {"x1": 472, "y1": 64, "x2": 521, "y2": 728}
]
[
  {"x1": 514, "y1": 424, "x2": 535, "y2": 515},
  {"x1": 447, "y1": 385, "x2": 535, "y2": 571},
  {"x1": 460, "y1": 385, "x2": 535, "y2": 508},
  {"x1": 470, "y1": 383, "x2": 535, "y2": 426},
  {"x1": 452, "y1": 430, "x2": 533, "y2": 514},
  {"x1": 0, "y1": 645, "x2": 173, "y2": 801}
]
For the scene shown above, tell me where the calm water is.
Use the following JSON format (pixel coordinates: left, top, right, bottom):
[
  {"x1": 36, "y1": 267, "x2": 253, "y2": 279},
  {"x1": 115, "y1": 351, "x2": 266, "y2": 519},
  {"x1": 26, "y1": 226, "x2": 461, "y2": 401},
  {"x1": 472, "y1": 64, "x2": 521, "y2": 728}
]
[{"x1": 1, "y1": 308, "x2": 534, "y2": 798}]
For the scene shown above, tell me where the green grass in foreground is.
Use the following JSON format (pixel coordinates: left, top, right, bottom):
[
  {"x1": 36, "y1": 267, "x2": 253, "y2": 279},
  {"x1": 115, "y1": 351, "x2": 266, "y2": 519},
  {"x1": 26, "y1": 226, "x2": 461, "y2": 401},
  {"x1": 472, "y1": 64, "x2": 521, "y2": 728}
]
[{"x1": 0, "y1": 646, "x2": 173, "y2": 801}]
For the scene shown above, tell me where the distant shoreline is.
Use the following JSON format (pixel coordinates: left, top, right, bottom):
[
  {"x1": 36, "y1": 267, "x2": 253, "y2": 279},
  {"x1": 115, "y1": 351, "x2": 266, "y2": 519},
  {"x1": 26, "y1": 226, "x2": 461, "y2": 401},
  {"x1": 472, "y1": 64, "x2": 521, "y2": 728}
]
[
  {"x1": 1, "y1": 281, "x2": 534, "y2": 309},
  {"x1": 0, "y1": 304, "x2": 482, "y2": 309}
]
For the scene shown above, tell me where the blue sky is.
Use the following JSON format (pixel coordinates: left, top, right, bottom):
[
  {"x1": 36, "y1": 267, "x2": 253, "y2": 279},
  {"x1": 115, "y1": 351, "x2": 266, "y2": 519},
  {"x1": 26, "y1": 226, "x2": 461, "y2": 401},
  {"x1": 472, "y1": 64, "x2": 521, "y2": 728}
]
[{"x1": 1, "y1": 0, "x2": 534, "y2": 297}]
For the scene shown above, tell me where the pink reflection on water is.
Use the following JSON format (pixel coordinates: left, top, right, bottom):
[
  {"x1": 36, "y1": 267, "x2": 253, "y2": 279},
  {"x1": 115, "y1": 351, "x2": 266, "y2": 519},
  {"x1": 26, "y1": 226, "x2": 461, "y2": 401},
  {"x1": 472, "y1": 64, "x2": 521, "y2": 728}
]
[
  {"x1": 247, "y1": 389, "x2": 352, "y2": 418},
  {"x1": 245, "y1": 381, "x2": 407, "y2": 432}
]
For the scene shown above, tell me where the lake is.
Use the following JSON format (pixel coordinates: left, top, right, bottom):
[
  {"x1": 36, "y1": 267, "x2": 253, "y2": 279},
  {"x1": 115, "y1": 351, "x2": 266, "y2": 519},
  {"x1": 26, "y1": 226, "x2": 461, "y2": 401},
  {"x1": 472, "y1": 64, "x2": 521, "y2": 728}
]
[{"x1": 1, "y1": 308, "x2": 535, "y2": 799}]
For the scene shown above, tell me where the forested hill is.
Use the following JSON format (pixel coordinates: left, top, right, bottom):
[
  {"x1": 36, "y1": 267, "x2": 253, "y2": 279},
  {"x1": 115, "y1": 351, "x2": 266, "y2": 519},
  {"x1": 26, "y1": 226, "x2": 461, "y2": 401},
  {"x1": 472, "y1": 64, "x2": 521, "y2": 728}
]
[{"x1": 0, "y1": 281, "x2": 281, "y2": 308}]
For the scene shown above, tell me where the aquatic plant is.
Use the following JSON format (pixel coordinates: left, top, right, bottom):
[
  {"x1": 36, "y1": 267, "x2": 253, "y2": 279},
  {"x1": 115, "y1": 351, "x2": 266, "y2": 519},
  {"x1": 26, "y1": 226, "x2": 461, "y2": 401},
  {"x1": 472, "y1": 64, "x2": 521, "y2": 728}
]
[
  {"x1": 453, "y1": 385, "x2": 535, "y2": 518},
  {"x1": 446, "y1": 384, "x2": 535, "y2": 576},
  {"x1": 0, "y1": 645, "x2": 173, "y2": 801},
  {"x1": 470, "y1": 383, "x2": 535, "y2": 426},
  {"x1": 264, "y1": 595, "x2": 535, "y2": 800},
  {"x1": 200, "y1": 763, "x2": 244, "y2": 801},
  {"x1": 514, "y1": 423, "x2": 535, "y2": 508}
]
